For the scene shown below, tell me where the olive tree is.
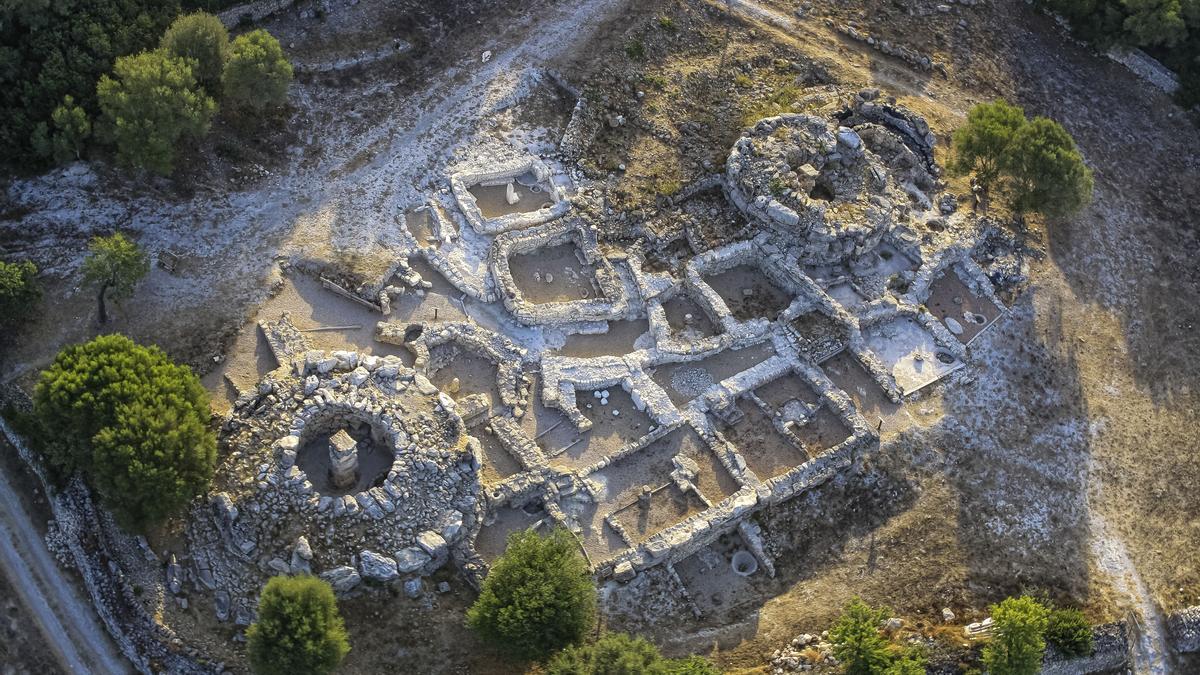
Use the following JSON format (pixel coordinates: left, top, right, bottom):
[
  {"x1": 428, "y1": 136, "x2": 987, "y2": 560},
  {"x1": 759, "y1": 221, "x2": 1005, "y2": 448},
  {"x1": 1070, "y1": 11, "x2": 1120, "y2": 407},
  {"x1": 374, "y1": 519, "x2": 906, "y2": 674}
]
[
  {"x1": 96, "y1": 50, "x2": 216, "y2": 175},
  {"x1": 81, "y1": 232, "x2": 148, "y2": 325},
  {"x1": 32, "y1": 334, "x2": 216, "y2": 530},
  {"x1": 160, "y1": 12, "x2": 230, "y2": 93},
  {"x1": 247, "y1": 576, "x2": 350, "y2": 675},
  {"x1": 222, "y1": 29, "x2": 293, "y2": 112},
  {"x1": 467, "y1": 528, "x2": 597, "y2": 661}
]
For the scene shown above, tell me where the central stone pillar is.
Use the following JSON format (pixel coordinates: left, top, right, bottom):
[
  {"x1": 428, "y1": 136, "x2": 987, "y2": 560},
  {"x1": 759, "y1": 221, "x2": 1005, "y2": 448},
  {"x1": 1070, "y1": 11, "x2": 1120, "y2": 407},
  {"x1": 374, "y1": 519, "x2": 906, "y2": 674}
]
[{"x1": 328, "y1": 429, "x2": 359, "y2": 489}]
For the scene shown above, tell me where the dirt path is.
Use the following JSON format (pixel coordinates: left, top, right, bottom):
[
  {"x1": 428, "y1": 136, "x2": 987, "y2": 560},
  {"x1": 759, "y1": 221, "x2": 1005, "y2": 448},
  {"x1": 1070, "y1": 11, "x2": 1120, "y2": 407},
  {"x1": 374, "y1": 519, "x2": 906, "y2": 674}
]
[
  {"x1": 1088, "y1": 484, "x2": 1170, "y2": 673},
  {"x1": 0, "y1": 423, "x2": 131, "y2": 674}
]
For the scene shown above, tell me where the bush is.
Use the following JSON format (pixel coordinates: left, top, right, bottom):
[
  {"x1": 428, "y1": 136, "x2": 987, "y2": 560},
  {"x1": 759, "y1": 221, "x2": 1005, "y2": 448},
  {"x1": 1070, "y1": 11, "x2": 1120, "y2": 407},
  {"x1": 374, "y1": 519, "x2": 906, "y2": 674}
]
[
  {"x1": 883, "y1": 648, "x2": 928, "y2": 675},
  {"x1": 982, "y1": 596, "x2": 1050, "y2": 675},
  {"x1": 545, "y1": 633, "x2": 720, "y2": 675},
  {"x1": 1046, "y1": 607, "x2": 1093, "y2": 658},
  {"x1": 96, "y1": 50, "x2": 216, "y2": 175},
  {"x1": 246, "y1": 576, "x2": 350, "y2": 675},
  {"x1": 81, "y1": 233, "x2": 149, "y2": 324},
  {"x1": 467, "y1": 528, "x2": 597, "y2": 661},
  {"x1": 222, "y1": 29, "x2": 293, "y2": 112},
  {"x1": 0, "y1": 0, "x2": 179, "y2": 167},
  {"x1": 1000, "y1": 117, "x2": 1094, "y2": 217},
  {"x1": 32, "y1": 334, "x2": 216, "y2": 529},
  {"x1": 0, "y1": 260, "x2": 42, "y2": 332},
  {"x1": 829, "y1": 598, "x2": 893, "y2": 675},
  {"x1": 161, "y1": 12, "x2": 230, "y2": 93}
]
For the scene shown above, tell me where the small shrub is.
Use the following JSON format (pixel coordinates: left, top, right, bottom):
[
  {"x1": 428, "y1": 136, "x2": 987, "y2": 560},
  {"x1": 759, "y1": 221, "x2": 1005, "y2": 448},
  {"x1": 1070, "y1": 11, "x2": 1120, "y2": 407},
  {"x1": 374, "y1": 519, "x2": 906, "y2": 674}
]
[
  {"x1": 1046, "y1": 607, "x2": 1093, "y2": 658},
  {"x1": 161, "y1": 12, "x2": 231, "y2": 93},
  {"x1": 467, "y1": 529, "x2": 597, "y2": 661},
  {"x1": 829, "y1": 598, "x2": 893, "y2": 675},
  {"x1": 545, "y1": 633, "x2": 720, "y2": 674},
  {"x1": 734, "y1": 73, "x2": 753, "y2": 87},
  {"x1": 657, "y1": 15, "x2": 676, "y2": 32},
  {"x1": 625, "y1": 39, "x2": 646, "y2": 60},
  {"x1": 884, "y1": 647, "x2": 928, "y2": 675},
  {"x1": 247, "y1": 576, "x2": 350, "y2": 675},
  {"x1": 982, "y1": 595, "x2": 1050, "y2": 675},
  {"x1": 0, "y1": 259, "x2": 41, "y2": 332},
  {"x1": 222, "y1": 29, "x2": 294, "y2": 112}
]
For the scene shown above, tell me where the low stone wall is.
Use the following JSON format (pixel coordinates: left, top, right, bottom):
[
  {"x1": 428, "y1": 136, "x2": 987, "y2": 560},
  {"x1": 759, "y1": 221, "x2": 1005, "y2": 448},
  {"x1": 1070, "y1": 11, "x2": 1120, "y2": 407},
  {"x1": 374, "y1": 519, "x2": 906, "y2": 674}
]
[{"x1": 450, "y1": 156, "x2": 568, "y2": 235}]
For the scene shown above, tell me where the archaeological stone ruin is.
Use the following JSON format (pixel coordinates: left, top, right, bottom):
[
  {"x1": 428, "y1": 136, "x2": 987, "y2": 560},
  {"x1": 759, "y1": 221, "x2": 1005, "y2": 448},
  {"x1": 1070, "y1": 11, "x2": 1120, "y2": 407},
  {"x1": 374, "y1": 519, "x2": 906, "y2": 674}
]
[{"x1": 160, "y1": 86, "x2": 1022, "y2": 630}]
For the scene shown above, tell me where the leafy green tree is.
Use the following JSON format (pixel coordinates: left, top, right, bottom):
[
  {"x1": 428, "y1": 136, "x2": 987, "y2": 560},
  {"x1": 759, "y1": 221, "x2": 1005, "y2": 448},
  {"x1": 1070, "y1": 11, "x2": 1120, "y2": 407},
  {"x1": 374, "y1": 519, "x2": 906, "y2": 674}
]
[
  {"x1": 0, "y1": 0, "x2": 180, "y2": 166},
  {"x1": 96, "y1": 50, "x2": 216, "y2": 175},
  {"x1": 829, "y1": 598, "x2": 893, "y2": 675},
  {"x1": 32, "y1": 334, "x2": 216, "y2": 529},
  {"x1": 545, "y1": 633, "x2": 720, "y2": 675},
  {"x1": 160, "y1": 12, "x2": 230, "y2": 93},
  {"x1": 0, "y1": 259, "x2": 41, "y2": 332},
  {"x1": 247, "y1": 576, "x2": 350, "y2": 675},
  {"x1": 222, "y1": 29, "x2": 293, "y2": 112},
  {"x1": 81, "y1": 232, "x2": 149, "y2": 324},
  {"x1": 1123, "y1": 0, "x2": 1190, "y2": 46},
  {"x1": 1000, "y1": 117, "x2": 1094, "y2": 217},
  {"x1": 982, "y1": 596, "x2": 1050, "y2": 675},
  {"x1": 949, "y1": 99, "x2": 1027, "y2": 189},
  {"x1": 1045, "y1": 607, "x2": 1093, "y2": 658},
  {"x1": 32, "y1": 95, "x2": 92, "y2": 164},
  {"x1": 467, "y1": 528, "x2": 597, "y2": 661}
]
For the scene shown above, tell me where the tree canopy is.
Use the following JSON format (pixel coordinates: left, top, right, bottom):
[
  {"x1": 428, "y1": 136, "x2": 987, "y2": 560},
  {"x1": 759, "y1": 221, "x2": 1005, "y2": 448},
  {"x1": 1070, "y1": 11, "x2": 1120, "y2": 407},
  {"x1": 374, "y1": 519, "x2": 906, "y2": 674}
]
[
  {"x1": 949, "y1": 99, "x2": 1027, "y2": 188},
  {"x1": 246, "y1": 576, "x2": 350, "y2": 675},
  {"x1": 1039, "y1": 0, "x2": 1200, "y2": 105},
  {"x1": 96, "y1": 50, "x2": 216, "y2": 175},
  {"x1": 222, "y1": 29, "x2": 293, "y2": 112},
  {"x1": 160, "y1": 12, "x2": 230, "y2": 93},
  {"x1": 0, "y1": 0, "x2": 180, "y2": 167},
  {"x1": 1045, "y1": 606, "x2": 1093, "y2": 658},
  {"x1": 951, "y1": 100, "x2": 1093, "y2": 217},
  {"x1": 982, "y1": 595, "x2": 1050, "y2": 675},
  {"x1": 81, "y1": 232, "x2": 149, "y2": 324},
  {"x1": 32, "y1": 334, "x2": 216, "y2": 529},
  {"x1": 0, "y1": 259, "x2": 41, "y2": 332},
  {"x1": 1000, "y1": 117, "x2": 1095, "y2": 217},
  {"x1": 545, "y1": 633, "x2": 720, "y2": 675},
  {"x1": 467, "y1": 528, "x2": 597, "y2": 662},
  {"x1": 31, "y1": 95, "x2": 92, "y2": 164}
]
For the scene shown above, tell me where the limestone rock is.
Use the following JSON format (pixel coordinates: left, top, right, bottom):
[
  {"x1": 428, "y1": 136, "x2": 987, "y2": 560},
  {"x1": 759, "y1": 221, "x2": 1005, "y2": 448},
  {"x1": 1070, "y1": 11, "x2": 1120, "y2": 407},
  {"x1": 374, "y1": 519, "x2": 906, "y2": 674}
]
[
  {"x1": 320, "y1": 566, "x2": 361, "y2": 594},
  {"x1": 395, "y1": 546, "x2": 432, "y2": 573},
  {"x1": 359, "y1": 550, "x2": 399, "y2": 582}
]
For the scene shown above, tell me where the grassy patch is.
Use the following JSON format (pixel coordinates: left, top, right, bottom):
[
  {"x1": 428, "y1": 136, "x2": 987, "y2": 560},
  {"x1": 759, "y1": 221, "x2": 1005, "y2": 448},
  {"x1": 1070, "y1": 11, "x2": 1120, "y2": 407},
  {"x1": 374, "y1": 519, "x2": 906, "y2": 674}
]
[{"x1": 740, "y1": 83, "x2": 802, "y2": 127}]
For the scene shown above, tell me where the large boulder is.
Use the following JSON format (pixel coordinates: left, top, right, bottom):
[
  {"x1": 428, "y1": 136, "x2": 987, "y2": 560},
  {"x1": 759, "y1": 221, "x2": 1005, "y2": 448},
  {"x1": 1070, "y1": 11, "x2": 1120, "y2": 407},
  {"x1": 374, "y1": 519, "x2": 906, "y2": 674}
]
[
  {"x1": 320, "y1": 565, "x2": 361, "y2": 594},
  {"x1": 359, "y1": 550, "x2": 399, "y2": 582}
]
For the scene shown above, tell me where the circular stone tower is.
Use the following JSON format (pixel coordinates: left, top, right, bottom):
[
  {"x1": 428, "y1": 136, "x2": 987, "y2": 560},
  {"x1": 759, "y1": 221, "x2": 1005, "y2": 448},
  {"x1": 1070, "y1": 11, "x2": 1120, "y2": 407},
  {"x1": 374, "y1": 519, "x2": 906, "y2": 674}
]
[{"x1": 726, "y1": 114, "x2": 908, "y2": 266}]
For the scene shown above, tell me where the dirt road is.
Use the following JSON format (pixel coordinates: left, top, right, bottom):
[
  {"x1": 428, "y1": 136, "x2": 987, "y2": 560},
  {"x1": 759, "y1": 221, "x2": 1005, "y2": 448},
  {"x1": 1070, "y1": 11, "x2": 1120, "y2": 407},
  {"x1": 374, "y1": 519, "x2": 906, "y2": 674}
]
[{"x1": 0, "y1": 423, "x2": 132, "y2": 674}]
